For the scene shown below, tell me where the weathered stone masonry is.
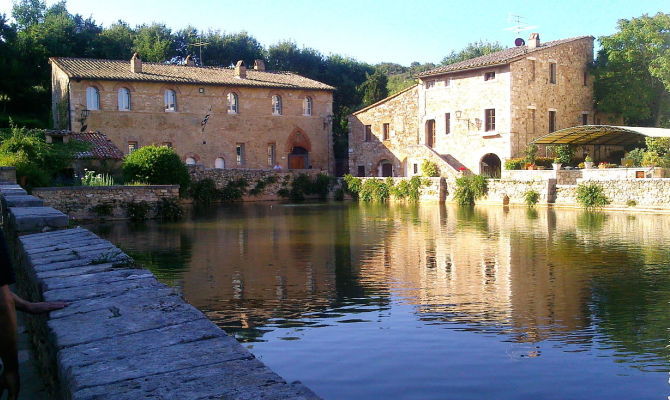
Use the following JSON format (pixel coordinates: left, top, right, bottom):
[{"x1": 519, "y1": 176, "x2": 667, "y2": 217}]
[{"x1": 0, "y1": 168, "x2": 320, "y2": 399}]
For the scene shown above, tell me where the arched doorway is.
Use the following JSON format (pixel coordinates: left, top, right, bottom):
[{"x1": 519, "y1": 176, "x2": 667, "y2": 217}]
[
  {"x1": 288, "y1": 146, "x2": 309, "y2": 169},
  {"x1": 480, "y1": 153, "x2": 501, "y2": 178},
  {"x1": 378, "y1": 159, "x2": 393, "y2": 177},
  {"x1": 425, "y1": 119, "x2": 436, "y2": 148},
  {"x1": 185, "y1": 157, "x2": 196, "y2": 166}
]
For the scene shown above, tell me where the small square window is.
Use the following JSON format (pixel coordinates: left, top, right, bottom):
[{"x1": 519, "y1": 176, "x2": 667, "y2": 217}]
[
  {"x1": 128, "y1": 141, "x2": 138, "y2": 153},
  {"x1": 425, "y1": 80, "x2": 435, "y2": 89},
  {"x1": 161, "y1": 142, "x2": 172, "y2": 148},
  {"x1": 198, "y1": 88, "x2": 205, "y2": 93},
  {"x1": 581, "y1": 113, "x2": 588, "y2": 125},
  {"x1": 484, "y1": 72, "x2": 496, "y2": 81},
  {"x1": 357, "y1": 165, "x2": 365, "y2": 177}
]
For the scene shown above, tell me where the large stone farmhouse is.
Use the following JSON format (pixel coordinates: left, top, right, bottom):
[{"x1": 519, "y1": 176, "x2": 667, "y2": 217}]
[
  {"x1": 348, "y1": 33, "x2": 618, "y2": 178},
  {"x1": 50, "y1": 55, "x2": 335, "y2": 172}
]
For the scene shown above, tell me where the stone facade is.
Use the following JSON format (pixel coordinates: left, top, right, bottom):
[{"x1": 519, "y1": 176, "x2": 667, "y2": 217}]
[
  {"x1": 32, "y1": 185, "x2": 179, "y2": 220},
  {"x1": 348, "y1": 34, "x2": 613, "y2": 178},
  {"x1": 50, "y1": 58, "x2": 334, "y2": 173},
  {"x1": 556, "y1": 178, "x2": 670, "y2": 209}
]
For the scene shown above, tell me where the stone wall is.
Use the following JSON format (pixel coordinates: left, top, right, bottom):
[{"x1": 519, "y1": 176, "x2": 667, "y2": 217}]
[
  {"x1": 0, "y1": 182, "x2": 320, "y2": 399},
  {"x1": 482, "y1": 179, "x2": 553, "y2": 205},
  {"x1": 32, "y1": 185, "x2": 180, "y2": 220},
  {"x1": 348, "y1": 85, "x2": 420, "y2": 177},
  {"x1": 555, "y1": 179, "x2": 670, "y2": 209},
  {"x1": 189, "y1": 166, "x2": 326, "y2": 201}
]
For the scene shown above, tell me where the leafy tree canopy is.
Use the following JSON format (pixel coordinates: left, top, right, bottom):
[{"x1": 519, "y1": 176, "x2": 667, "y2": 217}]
[{"x1": 441, "y1": 40, "x2": 504, "y2": 65}]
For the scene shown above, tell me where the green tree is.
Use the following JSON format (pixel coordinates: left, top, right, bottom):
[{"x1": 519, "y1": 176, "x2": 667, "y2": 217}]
[
  {"x1": 132, "y1": 23, "x2": 175, "y2": 62},
  {"x1": 594, "y1": 13, "x2": 670, "y2": 127},
  {"x1": 122, "y1": 145, "x2": 190, "y2": 189},
  {"x1": 358, "y1": 70, "x2": 388, "y2": 107},
  {"x1": 441, "y1": 40, "x2": 504, "y2": 65},
  {"x1": 11, "y1": 0, "x2": 46, "y2": 30},
  {"x1": 94, "y1": 21, "x2": 135, "y2": 59}
]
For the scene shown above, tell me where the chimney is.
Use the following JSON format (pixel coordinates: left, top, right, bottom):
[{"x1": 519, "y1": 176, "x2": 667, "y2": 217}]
[
  {"x1": 528, "y1": 33, "x2": 540, "y2": 49},
  {"x1": 185, "y1": 55, "x2": 195, "y2": 66},
  {"x1": 235, "y1": 60, "x2": 246, "y2": 79},
  {"x1": 130, "y1": 53, "x2": 142, "y2": 73},
  {"x1": 253, "y1": 59, "x2": 265, "y2": 71}
]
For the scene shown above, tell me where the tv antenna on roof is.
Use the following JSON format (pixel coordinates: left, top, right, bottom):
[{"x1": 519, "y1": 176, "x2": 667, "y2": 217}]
[
  {"x1": 504, "y1": 14, "x2": 538, "y2": 35},
  {"x1": 188, "y1": 36, "x2": 209, "y2": 66}
]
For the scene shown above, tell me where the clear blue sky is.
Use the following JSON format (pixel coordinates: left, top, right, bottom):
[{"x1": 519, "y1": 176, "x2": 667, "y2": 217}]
[{"x1": 0, "y1": 0, "x2": 667, "y2": 65}]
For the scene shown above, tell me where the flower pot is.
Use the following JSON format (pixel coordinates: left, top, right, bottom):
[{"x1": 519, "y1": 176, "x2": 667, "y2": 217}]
[
  {"x1": 584, "y1": 161, "x2": 593, "y2": 169},
  {"x1": 553, "y1": 163, "x2": 562, "y2": 170}
]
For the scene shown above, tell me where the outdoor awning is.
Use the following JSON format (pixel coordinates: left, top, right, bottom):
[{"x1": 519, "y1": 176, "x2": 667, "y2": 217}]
[{"x1": 531, "y1": 125, "x2": 670, "y2": 146}]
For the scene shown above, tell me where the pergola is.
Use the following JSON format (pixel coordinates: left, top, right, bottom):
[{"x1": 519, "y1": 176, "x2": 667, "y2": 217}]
[{"x1": 531, "y1": 125, "x2": 670, "y2": 147}]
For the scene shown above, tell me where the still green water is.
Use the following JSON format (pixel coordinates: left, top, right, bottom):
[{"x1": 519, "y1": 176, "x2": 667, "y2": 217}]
[{"x1": 89, "y1": 203, "x2": 670, "y2": 400}]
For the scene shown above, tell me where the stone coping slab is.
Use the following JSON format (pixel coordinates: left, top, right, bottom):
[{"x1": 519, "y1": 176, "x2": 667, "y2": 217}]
[
  {"x1": 8, "y1": 206, "x2": 68, "y2": 232},
  {"x1": 1, "y1": 194, "x2": 44, "y2": 208},
  {"x1": 11, "y1": 225, "x2": 321, "y2": 399},
  {"x1": 33, "y1": 184, "x2": 179, "y2": 192}
]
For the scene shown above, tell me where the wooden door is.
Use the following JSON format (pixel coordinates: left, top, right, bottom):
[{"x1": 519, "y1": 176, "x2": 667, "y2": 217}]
[
  {"x1": 289, "y1": 155, "x2": 305, "y2": 169},
  {"x1": 381, "y1": 163, "x2": 393, "y2": 177}
]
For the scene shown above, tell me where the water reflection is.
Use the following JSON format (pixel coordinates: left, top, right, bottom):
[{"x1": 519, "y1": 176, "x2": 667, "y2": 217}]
[{"x1": 89, "y1": 203, "x2": 670, "y2": 399}]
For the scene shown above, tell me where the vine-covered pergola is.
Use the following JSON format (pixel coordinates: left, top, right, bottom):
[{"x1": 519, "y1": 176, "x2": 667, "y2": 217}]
[{"x1": 531, "y1": 125, "x2": 670, "y2": 147}]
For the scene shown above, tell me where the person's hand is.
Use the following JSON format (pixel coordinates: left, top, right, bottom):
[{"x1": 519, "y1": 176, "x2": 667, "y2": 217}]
[
  {"x1": 0, "y1": 367, "x2": 19, "y2": 400},
  {"x1": 26, "y1": 301, "x2": 69, "y2": 314}
]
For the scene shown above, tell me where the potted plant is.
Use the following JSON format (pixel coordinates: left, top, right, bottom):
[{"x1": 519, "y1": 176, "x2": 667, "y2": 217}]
[
  {"x1": 552, "y1": 157, "x2": 562, "y2": 170},
  {"x1": 584, "y1": 155, "x2": 594, "y2": 169}
]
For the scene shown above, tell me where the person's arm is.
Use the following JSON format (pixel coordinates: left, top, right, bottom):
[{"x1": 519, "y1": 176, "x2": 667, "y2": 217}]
[
  {"x1": 0, "y1": 285, "x2": 19, "y2": 400},
  {"x1": 11, "y1": 292, "x2": 68, "y2": 315}
]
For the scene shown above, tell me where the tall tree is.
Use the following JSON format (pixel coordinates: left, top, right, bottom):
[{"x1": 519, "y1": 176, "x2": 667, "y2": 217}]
[
  {"x1": 441, "y1": 40, "x2": 504, "y2": 65},
  {"x1": 94, "y1": 21, "x2": 135, "y2": 59},
  {"x1": 132, "y1": 23, "x2": 174, "y2": 62},
  {"x1": 594, "y1": 13, "x2": 670, "y2": 126},
  {"x1": 11, "y1": 0, "x2": 46, "y2": 30},
  {"x1": 358, "y1": 70, "x2": 388, "y2": 107}
]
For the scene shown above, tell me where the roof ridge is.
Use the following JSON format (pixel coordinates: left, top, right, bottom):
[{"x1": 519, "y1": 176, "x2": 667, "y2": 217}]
[{"x1": 419, "y1": 35, "x2": 593, "y2": 77}]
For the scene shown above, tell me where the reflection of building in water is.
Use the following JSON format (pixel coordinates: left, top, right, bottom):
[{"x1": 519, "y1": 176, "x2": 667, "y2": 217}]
[{"x1": 349, "y1": 204, "x2": 592, "y2": 343}]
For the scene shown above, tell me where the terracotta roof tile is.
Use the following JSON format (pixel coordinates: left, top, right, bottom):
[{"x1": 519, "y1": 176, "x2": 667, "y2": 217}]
[
  {"x1": 50, "y1": 57, "x2": 335, "y2": 91},
  {"x1": 47, "y1": 130, "x2": 124, "y2": 160},
  {"x1": 418, "y1": 36, "x2": 593, "y2": 77}
]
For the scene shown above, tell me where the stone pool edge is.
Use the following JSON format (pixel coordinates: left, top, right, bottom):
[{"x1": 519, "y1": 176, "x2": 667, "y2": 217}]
[{"x1": 0, "y1": 179, "x2": 321, "y2": 399}]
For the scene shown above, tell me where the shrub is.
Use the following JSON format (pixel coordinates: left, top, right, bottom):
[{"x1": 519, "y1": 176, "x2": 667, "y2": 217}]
[
  {"x1": 641, "y1": 151, "x2": 670, "y2": 168},
  {"x1": 390, "y1": 176, "x2": 425, "y2": 201},
  {"x1": 156, "y1": 198, "x2": 183, "y2": 221},
  {"x1": 454, "y1": 174, "x2": 488, "y2": 206},
  {"x1": 122, "y1": 146, "x2": 190, "y2": 189},
  {"x1": 91, "y1": 202, "x2": 114, "y2": 217},
  {"x1": 553, "y1": 145, "x2": 574, "y2": 165},
  {"x1": 504, "y1": 158, "x2": 525, "y2": 170},
  {"x1": 220, "y1": 178, "x2": 248, "y2": 202},
  {"x1": 576, "y1": 183, "x2": 610, "y2": 209},
  {"x1": 645, "y1": 137, "x2": 670, "y2": 157},
  {"x1": 523, "y1": 190, "x2": 540, "y2": 207},
  {"x1": 534, "y1": 157, "x2": 554, "y2": 168},
  {"x1": 523, "y1": 144, "x2": 538, "y2": 164},
  {"x1": 343, "y1": 174, "x2": 362, "y2": 199},
  {"x1": 421, "y1": 160, "x2": 440, "y2": 177},
  {"x1": 311, "y1": 174, "x2": 332, "y2": 199},
  {"x1": 333, "y1": 188, "x2": 345, "y2": 201},
  {"x1": 359, "y1": 178, "x2": 390, "y2": 202},
  {"x1": 124, "y1": 200, "x2": 151, "y2": 221},
  {"x1": 188, "y1": 178, "x2": 219, "y2": 204},
  {"x1": 626, "y1": 199, "x2": 637, "y2": 207},
  {"x1": 249, "y1": 175, "x2": 279, "y2": 196}
]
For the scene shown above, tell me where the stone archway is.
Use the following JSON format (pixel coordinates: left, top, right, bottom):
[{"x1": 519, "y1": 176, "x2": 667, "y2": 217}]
[
  {"x1": 376, "y1": 159, "x2": 393, "y2": 177},
  {"x1": 286, "y1": 128, "x2": 312, "y2": 170},
  {"x1": 480, "y1": 153, "x2": 501, "y2": 178}
]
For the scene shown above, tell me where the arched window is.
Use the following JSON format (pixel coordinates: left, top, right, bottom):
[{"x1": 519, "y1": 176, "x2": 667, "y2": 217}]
[
  {"x1": 164, "y1": 89, "x2": 177, "y2": 111},
  {"x1": 215, "y1": 157, "x2": 225, "y2": 169},
  {"x1": 272, "y1": 95, "x2": 282, "y2": 115},
  {"x1": 185, "y1": 157, "x2": 196, "y2": 166},
  {"x1": 303, "y1": 96, "x2": 312, "y2": 116},
  {"x1": 227, "y1": 93, "x2": 238, "y2": 114},
  {"x1": 118, "y1": 88, "x2": 131, "y2": 111},
  {"x1": 86, "y1": 87, "x2": 99, "y2": 110}
]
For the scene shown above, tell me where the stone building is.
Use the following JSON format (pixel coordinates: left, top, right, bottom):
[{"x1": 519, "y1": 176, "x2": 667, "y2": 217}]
[
  {"x1": 50, "y1": 55, "x2": 335, "y2": 172},
  {"x1": 349, "y1": 33, "x2": 618, "y2": 178}
]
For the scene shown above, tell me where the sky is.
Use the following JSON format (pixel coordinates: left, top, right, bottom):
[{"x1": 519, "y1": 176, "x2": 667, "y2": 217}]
[{"x1": 0, "y1": 0, "x2": 667, "y2": 65}]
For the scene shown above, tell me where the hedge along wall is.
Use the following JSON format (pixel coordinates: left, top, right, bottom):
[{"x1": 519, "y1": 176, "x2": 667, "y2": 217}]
[
  {"x1": 188, "y1": 166, "x2": 324, "y2": 202},
  {"x1": 556, "y1": 178, "x2": 670, "y2": 209},
  {"x1": 32, "y1": 185, "x2": 180, "y2": 220},
  {"x1": 354, "y1": 177, "x2": 445, "y2": 202}
]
